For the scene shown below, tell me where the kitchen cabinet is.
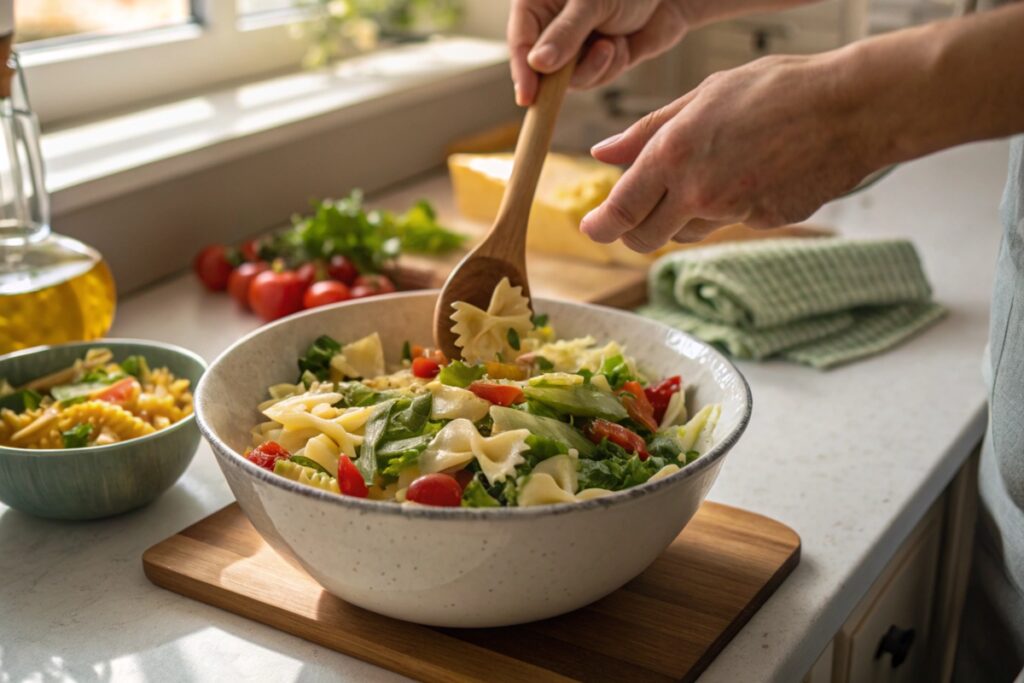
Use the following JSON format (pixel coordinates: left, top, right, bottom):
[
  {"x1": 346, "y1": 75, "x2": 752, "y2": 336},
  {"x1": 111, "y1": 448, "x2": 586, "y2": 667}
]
[{"x1": 801, "y1": 449, "x2": 980, "y2": 683}]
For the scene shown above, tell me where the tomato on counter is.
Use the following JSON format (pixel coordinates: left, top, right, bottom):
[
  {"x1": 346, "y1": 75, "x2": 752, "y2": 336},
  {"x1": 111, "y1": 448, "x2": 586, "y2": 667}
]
[
  {"x1": 248, "y1": 270, "x2": 306, "y2": 321},
  {"x1": 194, "y1": 245, "x2": 236, "y2": 291},
  {"x1": 303, "y1": 280, "x2": 351, "y2": 309},
  {"x1": 352, "y1": 274, "x2": 395, "y2": 296},
  {"x1": 327, "y1": 255, "x2": 358, "y2": 285},
  {"x1": 228, "y1": 261, "x2": 270, "y2": 309}
]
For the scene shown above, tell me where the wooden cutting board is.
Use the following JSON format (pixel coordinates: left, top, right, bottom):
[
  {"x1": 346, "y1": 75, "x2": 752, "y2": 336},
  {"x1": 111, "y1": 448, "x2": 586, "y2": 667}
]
[
  {"x1": 377, "y1": 172, "x2": 833, "y2": 310},
  {"x1": 144, "y1": 502, "x2": 800, "y2": 683}
]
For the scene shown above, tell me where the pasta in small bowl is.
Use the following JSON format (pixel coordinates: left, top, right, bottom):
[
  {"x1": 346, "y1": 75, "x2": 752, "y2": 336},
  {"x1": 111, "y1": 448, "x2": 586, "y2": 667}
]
[
  {"x1": 196, "y1": 288, "x2": 751, "y2": 627},
  {"x1": 0, "y1": 340, "x2": 206, "y2": 519}
]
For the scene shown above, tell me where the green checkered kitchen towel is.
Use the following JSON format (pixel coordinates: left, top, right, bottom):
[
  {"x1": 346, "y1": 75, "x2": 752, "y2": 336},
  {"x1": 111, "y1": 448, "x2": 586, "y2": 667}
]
[{"x1": 636, "y1": 238, "x2": 946, "y2": 369}]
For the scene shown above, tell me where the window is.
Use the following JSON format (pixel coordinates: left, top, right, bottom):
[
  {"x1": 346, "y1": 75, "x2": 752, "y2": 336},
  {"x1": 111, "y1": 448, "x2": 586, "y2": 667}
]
[
  {"x1": 16, "y1": 1, "x2": 194, "y2": 45},
  {"x1": 237, "y1": 0, "x2": 301, "y2": 13}
]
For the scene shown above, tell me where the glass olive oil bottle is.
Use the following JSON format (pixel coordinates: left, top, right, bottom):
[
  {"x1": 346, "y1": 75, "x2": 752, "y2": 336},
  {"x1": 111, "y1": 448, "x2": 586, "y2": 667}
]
[{"x1": 0, "y1": 27, "x2": 116, "y2": 354}]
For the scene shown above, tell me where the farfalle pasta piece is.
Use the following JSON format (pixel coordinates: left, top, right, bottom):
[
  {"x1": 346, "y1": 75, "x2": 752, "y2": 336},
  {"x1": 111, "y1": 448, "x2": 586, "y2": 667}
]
[
  {"x1": 419, "y1": 418, "x2": 530, "y2": 484},
  {"x1": 449, "y1": 277, "x2": 533, "y2": 363}
]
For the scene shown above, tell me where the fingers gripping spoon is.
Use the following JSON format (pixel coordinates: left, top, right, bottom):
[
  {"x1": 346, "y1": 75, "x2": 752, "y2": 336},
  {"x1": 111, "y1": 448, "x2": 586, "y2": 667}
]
[{"x1": 433, "y1": 61, "x2": 575, "y2": 359}]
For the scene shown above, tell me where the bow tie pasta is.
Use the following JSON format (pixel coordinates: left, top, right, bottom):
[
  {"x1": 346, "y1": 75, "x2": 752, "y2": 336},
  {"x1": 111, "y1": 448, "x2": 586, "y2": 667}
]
[{"x1": 246, "y1": 283, "x2": 721, "y2": 508}]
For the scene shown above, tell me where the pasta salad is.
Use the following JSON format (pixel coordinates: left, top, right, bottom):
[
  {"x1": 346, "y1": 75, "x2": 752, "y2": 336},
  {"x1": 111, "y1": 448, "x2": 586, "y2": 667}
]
[
  {"x1": 0, "y1": 349, "x2": 194, "y2": 449},
  {"x1": 247, "y1": 279, "x2": 721, "y2": 507}
]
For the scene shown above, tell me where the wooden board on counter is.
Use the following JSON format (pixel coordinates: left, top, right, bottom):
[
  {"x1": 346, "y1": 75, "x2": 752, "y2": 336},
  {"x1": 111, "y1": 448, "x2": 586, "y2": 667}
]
[
  {"x1": 377, "y1": 172, "x2": 833, "y2": 309},
  {"x1": 143, "y1": 501, "x2": 800, "y2": 683}
]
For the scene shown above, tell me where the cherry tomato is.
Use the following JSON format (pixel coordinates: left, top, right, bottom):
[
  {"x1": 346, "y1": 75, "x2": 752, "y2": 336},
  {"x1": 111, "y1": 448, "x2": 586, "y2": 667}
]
[
  {"x1": 644, "y1": 375, "x2": 682, "y2": 424},
  {"x1": 194, "y1": 245, "x2": 235, "y2": 291},
  {"x1": 303, "y1": 280, "x2": 351, "y2": 309},
  {"x1": 295, "y1": 261, "x2": 325, "y2": 289},
  {"x1": 454, "y1": 469, "x2": 475, "y2": 491},
  {"x1": 619, "y1": 380, "x2": 658, "y2": 432},
  {"x1": 468, "y1": 382, "x2": 525, "y2": 406},
  {"x1": 240, "y1": 239, "x2": 261, "y2": 262},
  {"x1": 92, "y1": 377, "x2": 140, "y2": 405},
  {"x1": 411, "y1": 356, "x2": 441, "y2": 379},
  {"x1": 410, "y1": 344, "x2": 425, "y2": 359},
  {"x1": 228, "y1": 261, "x2": 269, "y2": 309},
  {"x1": 248, "y1": 270, "x2": 307, "y2": 321},
  {"x1": 246, "y1": 441, "x2": 291, "y2": 471},
  {"x1": 337, "y1": 455, "x2": 368, "y2": 498},
  {"x1": 406, "y1": 473, "x2": 462, "y2": 507},
  {"x1": 584, "y1": 419, "x2": 650, "y2": 460},
  {"x1": 353, "y1": 273, "x2": 396, "y2": 295},
  {"x1": 327, "y1": 255, "x2": 358, "y2": 285}
]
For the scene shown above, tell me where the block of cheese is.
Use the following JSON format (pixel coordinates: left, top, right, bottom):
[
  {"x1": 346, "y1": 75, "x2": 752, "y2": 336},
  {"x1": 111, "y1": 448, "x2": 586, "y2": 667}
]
[{"x1": 447, "y1": 152, "x2": 651, "y2": 266}]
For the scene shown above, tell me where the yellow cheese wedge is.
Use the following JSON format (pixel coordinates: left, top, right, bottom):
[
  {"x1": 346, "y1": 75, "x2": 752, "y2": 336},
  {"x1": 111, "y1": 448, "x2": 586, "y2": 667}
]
[{"x1": 447, "y1": 152, "x2": 651, "y2": 266}]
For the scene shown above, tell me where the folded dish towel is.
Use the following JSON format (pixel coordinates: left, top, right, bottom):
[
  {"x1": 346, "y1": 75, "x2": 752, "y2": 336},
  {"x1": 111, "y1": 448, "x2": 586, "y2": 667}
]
[{"x1": 637, "y1": 238, "x2": 946, "y2": 369}]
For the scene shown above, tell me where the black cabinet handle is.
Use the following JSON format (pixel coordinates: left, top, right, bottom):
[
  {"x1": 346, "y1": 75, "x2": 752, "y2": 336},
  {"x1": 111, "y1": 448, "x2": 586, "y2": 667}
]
[{"x1": 875, "y1": 625, "x2": 916, "y2": 668}]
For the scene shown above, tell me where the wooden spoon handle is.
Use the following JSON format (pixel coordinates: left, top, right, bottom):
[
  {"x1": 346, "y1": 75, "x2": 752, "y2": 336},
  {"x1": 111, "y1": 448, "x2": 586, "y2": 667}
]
[{"x1": 480, "y1": 59, "x2": 575, "y2": 257}]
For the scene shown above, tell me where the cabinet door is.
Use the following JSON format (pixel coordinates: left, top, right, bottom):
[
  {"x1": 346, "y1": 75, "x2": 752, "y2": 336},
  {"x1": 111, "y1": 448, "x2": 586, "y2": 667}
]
[{"x1": 833, "y1": 509, "x2": 943, "y2": 683}]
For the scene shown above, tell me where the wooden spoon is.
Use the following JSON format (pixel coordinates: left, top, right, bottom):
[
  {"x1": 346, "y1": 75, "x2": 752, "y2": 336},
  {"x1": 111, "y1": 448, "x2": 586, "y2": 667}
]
[{"x1": 433, "y1": 61, "x2": 575, "y2": 359}]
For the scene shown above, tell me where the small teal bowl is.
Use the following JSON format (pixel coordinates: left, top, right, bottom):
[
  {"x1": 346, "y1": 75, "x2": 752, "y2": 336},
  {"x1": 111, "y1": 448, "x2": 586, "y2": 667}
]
[{"x1": 0, "y1": 339, "x2": 206, "y2": 520}]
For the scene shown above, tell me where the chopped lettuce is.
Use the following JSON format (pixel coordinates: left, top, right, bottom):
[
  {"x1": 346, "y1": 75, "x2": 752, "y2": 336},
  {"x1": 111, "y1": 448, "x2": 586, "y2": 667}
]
[
  {"x1": 119, "y1": 355, "x2": 150, "y2": 380},
  {"x1": 51, "y1": 382, "x2": 109, "y2": 403},
  {"x1": 521, "y1": 434, "x2": 567, "y2": 469},
  {"x1": 577, "y1": 453, "x2": 674, "y2": 491},
  {"x1": 297, "y1": 335, "x2": 342, "y2": 382},
  {"x1": 438, "y1": 361, "x2": 486, "y2": 388},
  {"x1": 0, "y1": 389, "x2": 42, "y2": 412},
  {"x1": 336, "y1": 381, "x2": 394, "y2": 407},
  {"x1": 461, "y1": 479, "x2": 500, "y2": 507},
  {"x1": 490, "y1": 406, "x2": 595, "y2": 456},
  {"x1": 522, "y1": 383, "x2": 628, "y2": 421},
  {"x1": 598, "y1": 353, "x2": 635, "y2": 390},
  {"x1": 61, "y1": 423, "x2": 93, "y2": 449},
  {"x1": 384, "y1": 393, "x2": 433, "y2": 441},
  {"x1": 378, "y1": 435, "x2": 433, "y2": 477}
]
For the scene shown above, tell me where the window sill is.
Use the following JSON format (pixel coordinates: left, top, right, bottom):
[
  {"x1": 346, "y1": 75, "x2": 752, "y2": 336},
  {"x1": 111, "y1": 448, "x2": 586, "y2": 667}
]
[{"x1": 44, "y1": 36, "x2": 510, "y2": 215}]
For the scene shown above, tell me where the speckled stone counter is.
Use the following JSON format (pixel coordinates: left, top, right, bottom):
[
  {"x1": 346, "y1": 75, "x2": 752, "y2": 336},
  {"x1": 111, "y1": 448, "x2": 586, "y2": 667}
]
[{"x1": 0, "y1": 140, "x2": 1009, "y2": 683}]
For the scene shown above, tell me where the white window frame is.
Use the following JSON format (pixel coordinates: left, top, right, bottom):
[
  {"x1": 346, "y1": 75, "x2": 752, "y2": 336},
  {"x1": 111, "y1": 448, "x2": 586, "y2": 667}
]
[{"x1": 19, "y1": 1, "x2": 311, "y2": 126}]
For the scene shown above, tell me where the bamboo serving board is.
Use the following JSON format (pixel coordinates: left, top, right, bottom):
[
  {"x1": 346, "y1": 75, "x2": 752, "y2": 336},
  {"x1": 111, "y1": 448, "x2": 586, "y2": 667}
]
[{"x1": 143, "y1": 502, "x2": 800, "y2": 683}]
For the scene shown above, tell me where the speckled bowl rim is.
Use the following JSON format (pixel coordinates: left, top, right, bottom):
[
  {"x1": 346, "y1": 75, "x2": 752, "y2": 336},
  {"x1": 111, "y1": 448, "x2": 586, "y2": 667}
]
[
  {"x1": 197, "y1": 290, "x2": 752, "y2": 520},
  {"x1": 0, "y1": 338, "x2": 207, "y2": 457}
]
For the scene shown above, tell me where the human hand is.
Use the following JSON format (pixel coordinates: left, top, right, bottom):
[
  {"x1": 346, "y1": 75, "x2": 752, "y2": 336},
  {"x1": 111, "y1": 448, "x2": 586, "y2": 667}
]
[
  {"x1": 582, "y1": 53, "x2": 883, "y2": 252},
  {"x1": 508, "y1": 0, "x2": 693, "y2": 106}
]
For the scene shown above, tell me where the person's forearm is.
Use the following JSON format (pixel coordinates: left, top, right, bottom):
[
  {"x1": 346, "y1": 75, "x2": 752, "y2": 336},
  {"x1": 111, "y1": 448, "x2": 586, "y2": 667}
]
[
  {"x1": 837, "y1": 1, "x2": 1024, "y2": 168},
  {"x1": 676, "y1": 0, "x2": 823, "y2": 29}
]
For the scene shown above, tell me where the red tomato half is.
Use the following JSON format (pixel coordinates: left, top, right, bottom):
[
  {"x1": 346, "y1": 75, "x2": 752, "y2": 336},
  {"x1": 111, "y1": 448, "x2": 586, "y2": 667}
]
[
  {"x1": 337, "y1": 455, "x2": 368, "y2": 498},
  {"x1": 92, "y1": 377, "x2": 139, "y2": 405},
  {"x1": 406, "y1": 473, "x2": 462, "y2": 507},
  {"x1": 246, "y1": 441, "x2": 291, "y2": 471},
  {"x1": 248, "y1": 270, "x2": 307, "y2": 321},
  {"x1": 194, "y1": 245, "x2": 234, "y2": 291},
  {"x1": 584, "y1": 419, "x2": 650, "y2": 460},
  {"x1": 644, "y1": 375, "x2": 682, "y2": 424},
  {"x1": 303, "y1": 280, "x2": 351, "y2": 309},
  {"x1": 411, "y1": 356, "x2": 441, "y2": 379},
  {"x1": 327, "y1": 255, "x2": 358, "y2": 285},
  {"x1": 468, "y1": 382, "x2": 525, "y2": 406},
  {"x1": 240, "y1": 239, "x2": 261, "y2": 262},
  {"x1": 352, "y1": 273, "x2": 395, "y2": 295},
  {"x1": 228, "y1": 261, "x2": 269, "y2": 309}
]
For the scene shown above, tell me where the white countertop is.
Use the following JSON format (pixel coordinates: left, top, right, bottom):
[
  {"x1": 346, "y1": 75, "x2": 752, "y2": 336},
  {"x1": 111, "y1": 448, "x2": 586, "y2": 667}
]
[{"x1": 0, "y1": 140, "x2": 1009, "y2": 683}]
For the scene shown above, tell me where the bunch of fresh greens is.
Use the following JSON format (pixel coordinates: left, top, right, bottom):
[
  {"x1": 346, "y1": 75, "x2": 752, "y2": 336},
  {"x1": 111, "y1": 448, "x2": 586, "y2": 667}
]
[{"x1": 260, "y1": 190, "x2": 465, "y2": 274}]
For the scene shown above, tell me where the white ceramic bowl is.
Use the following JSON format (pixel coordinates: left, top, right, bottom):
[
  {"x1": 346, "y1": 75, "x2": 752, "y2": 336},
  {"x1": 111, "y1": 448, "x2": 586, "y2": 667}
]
[{"x1": 195, "y1": 292, "x2": 751, "y2": 627}]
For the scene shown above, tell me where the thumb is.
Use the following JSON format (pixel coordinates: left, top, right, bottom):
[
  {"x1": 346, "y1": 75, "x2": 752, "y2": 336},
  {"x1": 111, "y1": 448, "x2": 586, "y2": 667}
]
[{"x1": 590, "y1": 94, "x2": 692, "y2": 165}]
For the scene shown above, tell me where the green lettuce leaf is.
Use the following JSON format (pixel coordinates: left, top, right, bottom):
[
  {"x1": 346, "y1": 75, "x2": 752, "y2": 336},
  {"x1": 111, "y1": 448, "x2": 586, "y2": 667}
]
[
  {"x1": 61, "y1": 423, "x2": 93, "y2": 449},
  {"x1": 461, "y1": 479, "x2": 501, "y2": 507},
  {"x1": 522, "y1": 384, "x2": 628, "y2": 421},
  {"x1": 297, "y1": 335, "x2": 342, "y2": 382},
  {"x1": 438, "y1": 361, "x2": 485, "y2": 388}
]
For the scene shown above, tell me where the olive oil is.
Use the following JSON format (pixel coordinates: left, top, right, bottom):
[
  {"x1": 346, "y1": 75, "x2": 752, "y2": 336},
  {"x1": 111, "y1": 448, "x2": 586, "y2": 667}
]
[{"x1": 0, "y1": 235, "x2": 116, "y2": 353}]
